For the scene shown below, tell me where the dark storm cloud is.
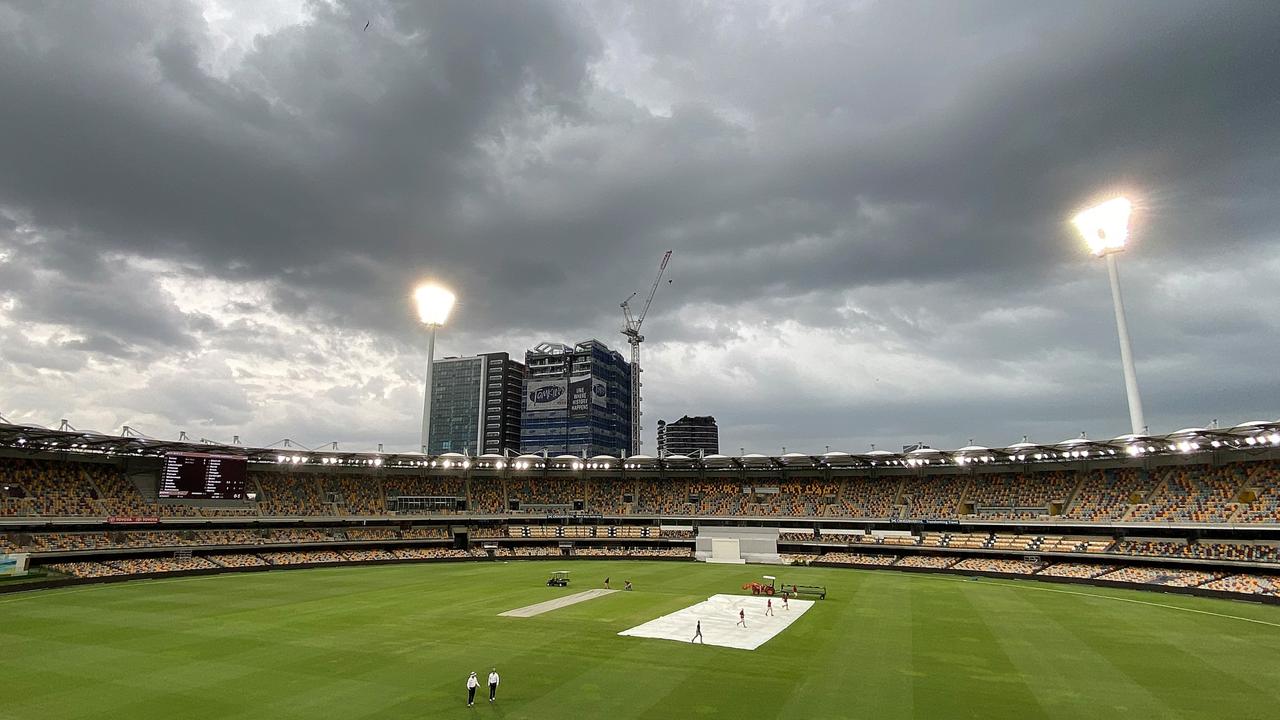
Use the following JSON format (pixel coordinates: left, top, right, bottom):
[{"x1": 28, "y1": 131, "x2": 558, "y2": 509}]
[
  {"x1": 0, "y1": 218, "x2": 196, "y2": 358},
  {"x1": 593, "y1": 0, "x2": 1280, "y2": 298},
  {"x1": 0, "y1": 0, "x2": 599, "y2": 328},
  {"x1": 0, "y1": 0, "x2": 1277, "y2": 450}
]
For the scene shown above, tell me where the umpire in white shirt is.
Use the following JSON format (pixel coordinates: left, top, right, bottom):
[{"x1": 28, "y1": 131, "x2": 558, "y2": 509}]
[
  {"x1": 466, "y1": 671, "x2": 479, "y2": 706},
  {"x1": 488, "y1": 667, "x2": 500, "y2": 702}
]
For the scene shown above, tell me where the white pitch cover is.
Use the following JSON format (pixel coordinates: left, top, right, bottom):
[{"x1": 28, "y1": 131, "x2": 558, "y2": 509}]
[{"x1": 619, "y1": 594, "x2": 814, "y2": 650}]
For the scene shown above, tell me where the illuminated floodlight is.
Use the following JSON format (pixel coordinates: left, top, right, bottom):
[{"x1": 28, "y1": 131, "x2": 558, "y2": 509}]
[
  {"x1": 415, "y1": 282, "x2": 457, "y2": 454},
  {"x1": 1073, "y1": 197, "x2": 1132, "y2": 256},
  {"x1": 1071, "y1": 195, "x2": 1146, "y2": 436},
  {"x1": 414, "y1": 283, "x2": 456, "y2": 326}
]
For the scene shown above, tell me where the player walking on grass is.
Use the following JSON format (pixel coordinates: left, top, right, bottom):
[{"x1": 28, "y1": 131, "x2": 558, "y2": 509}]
[
  {"x1": 736, "y1": 608, "x2": 747, "y2": 628},
  {"x1": 466, "y1": 671, "x2": 478, "y2": 707},
  {"x1": 691, "y1": 620, "x2": 704, "y2": 643},
  {"x1": 488, "y1": 668, "x2": 500, "y2": 702}
]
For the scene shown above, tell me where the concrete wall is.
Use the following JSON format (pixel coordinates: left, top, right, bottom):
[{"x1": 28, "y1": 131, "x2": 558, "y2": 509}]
[{"x1": 695, "y1": 526, "x2": 780, "y2": 564}]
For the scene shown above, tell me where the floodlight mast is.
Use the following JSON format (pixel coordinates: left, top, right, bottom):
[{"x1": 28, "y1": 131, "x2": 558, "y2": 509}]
[
  {"x1": 1072, "y1": 198, "x2": 1146, "y2": 435},
  {"x1": 620, "y1": 251, "x2": 672, "y2": 455},
  {"x1": 414, "y1": 283, "x2": 456, "y2": 453}
]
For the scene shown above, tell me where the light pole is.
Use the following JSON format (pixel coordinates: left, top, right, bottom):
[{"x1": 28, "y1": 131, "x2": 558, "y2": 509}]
[
  {"x1": 414, "y1": 283, "x2": 456, "y2": 453},
  {"x1": 1072, "y1": 197, "x2": 1146, "y2": 435}
]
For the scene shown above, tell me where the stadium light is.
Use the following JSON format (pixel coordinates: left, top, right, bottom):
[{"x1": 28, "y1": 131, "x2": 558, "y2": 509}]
[
  {"x1": 1073, "y1": 198, "x2": 1131, "y2": 257},
  {"x1": 414, "y1": 283, "x2": 456, "y2": 326},
  {"x1": 414, "y1": 282, "x2": 456, "y2": 454},
  {"x1": 1072, "y1": 196, "x2": 1146, "y2": 436}
]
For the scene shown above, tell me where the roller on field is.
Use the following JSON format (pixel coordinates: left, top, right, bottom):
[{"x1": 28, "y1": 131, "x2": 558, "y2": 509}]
[{"x1": 744, "y1": 574, "x2": 826, "y2": 599}]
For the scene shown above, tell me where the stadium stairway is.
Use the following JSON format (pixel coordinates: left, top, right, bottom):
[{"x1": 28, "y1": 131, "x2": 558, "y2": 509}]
[{"x1": 1061, "y1": 472, "x2": 1088, "y2": 516}]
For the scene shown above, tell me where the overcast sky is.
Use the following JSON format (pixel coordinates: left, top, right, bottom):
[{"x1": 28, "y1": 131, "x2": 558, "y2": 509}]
[{"x1": 1, "y1": 0, "x2": 1278, "y2": 454}]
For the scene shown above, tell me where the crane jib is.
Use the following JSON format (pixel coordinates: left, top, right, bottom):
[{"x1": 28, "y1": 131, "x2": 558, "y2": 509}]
[{"x1": 619, "y1": 251, "x2": 672, "y2": 454}]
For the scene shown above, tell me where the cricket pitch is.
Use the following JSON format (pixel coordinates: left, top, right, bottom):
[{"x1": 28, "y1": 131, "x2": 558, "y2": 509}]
[
  {"x1": 499, "y1": 589, "x2": 618, "y2": 617},
  {"x1": 618, "y1": 593, "x2": 814, "y2": 650}
]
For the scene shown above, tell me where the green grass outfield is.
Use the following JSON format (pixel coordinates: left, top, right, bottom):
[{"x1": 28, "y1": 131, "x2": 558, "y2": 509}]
[{"x1": 4, "y1": 560, "x2": 1280, "y2": 719}]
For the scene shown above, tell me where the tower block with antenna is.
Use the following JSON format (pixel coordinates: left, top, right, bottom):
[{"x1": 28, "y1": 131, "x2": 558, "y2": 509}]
[{"x1": 620, "y1": 250, "x2": 672, "y2": 455}]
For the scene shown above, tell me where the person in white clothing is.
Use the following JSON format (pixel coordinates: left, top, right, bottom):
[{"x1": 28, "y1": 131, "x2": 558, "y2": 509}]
[
  {"x1": 488, "y1": 668, "x2": 500, "y2": 702},
  {"x1": 466, "y1": 671, "x2": 478, "y2": 706}
]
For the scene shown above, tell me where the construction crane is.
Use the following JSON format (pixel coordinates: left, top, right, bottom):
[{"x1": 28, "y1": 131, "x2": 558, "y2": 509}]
[{"x1": 621, "y1": 250, "x2": 672, "y2": 455}]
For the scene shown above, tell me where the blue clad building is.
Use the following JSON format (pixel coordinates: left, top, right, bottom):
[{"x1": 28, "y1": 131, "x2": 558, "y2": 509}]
[{"x1": 520, "y1": 340, "x2": 632, "y2": 457}]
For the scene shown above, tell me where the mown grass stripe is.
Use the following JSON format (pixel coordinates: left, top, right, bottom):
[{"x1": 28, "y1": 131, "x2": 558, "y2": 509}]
[{"x1": 2, "y1": 561, "x2": 1279, "y2": 720}]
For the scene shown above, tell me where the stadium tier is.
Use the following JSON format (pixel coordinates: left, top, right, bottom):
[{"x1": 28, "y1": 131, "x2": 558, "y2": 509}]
[
  {"x1": 5, "y1": 455, "x2": 1280, "y2": 524},
  {"x1": 4, "y1": 447, "x2": 1280, "y2": 602}
]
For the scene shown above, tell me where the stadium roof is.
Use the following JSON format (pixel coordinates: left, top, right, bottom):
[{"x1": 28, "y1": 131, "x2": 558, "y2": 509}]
[{"x1": 1, "y1": 419, "x2": 1277, "y2": 472}]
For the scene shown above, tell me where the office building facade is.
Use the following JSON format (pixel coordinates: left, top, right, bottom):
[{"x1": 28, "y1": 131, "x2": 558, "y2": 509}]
[
  {"x1": 427, "y1": 352, "x2": 526, "y2": 455},
  {"x1": 520, "y1": 340, "x2": 632, "y2": 456},
  {"x1": 656, "y1": 415, "x2": 719, "y2": 456}
]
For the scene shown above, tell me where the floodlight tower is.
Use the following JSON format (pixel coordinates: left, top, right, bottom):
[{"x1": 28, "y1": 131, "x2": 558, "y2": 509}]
[
  {"x1": 414, "y1": 283, "x2": 456, "y2": 453},
  {"x1": 621, "y1": 250, "x2": 672, "y2": 455},
  {"x1": 1072, "y1": 197, "x2": 1146, "y2": 435}
]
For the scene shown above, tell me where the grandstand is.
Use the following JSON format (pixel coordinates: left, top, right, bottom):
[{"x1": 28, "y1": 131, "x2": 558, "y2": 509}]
[{"x1": 2, "y1": 419, "x2": 1280, "y2": 601}]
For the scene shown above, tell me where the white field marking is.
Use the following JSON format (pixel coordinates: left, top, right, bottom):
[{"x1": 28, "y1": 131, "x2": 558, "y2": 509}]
[
  {"x1": 619, "y1": 593, "x2": 813, "y2": 650},
  {"x1": 921, "y1": 574, "x2": 1280, "y2": 630},
  {"x1": 498, "y1": 589, "x2": 618, "y2": 617}
]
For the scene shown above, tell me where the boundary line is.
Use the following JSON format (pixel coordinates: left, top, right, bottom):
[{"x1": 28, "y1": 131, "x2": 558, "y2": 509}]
[
  {"x1": 9, "y1": 563, "x2": 1280, "y2": 630},
  {"x1": 944, "y1": 574, "x2": 1280, "y2": 629},
  {"x1": 0, "y1": 572, "x2": 234, "y2": 606}
]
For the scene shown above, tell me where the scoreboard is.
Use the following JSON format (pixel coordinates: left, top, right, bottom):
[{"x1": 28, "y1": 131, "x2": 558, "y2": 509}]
[{"x1": 160, "y1": 453, "x2": 247, "y2": 500}]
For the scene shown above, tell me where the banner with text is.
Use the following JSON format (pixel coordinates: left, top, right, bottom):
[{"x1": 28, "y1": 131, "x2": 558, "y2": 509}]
[
  {"x1": 569, "y1": 373, "x2": 592, "y2": 417},
  {"x1": 527, "y1": 379, "x2": 568, "y2": 411}
]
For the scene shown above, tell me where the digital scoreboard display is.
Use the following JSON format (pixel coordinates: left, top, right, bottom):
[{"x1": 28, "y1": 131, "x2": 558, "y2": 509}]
[{"x1": 160, "y1": 453, "x2": 247, "y2": 500}]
